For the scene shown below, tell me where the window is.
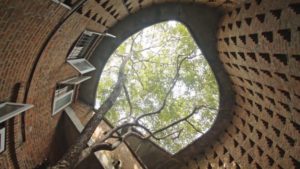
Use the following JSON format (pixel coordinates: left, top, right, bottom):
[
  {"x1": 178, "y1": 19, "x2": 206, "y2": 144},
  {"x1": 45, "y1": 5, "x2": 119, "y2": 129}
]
[
  {"x1": 67, "y1": 30, "x2": 100, "y2": 59},
  {"x1": 67, "y1": 59, "x2": 96, "y2": 74},
  {"x1": 0, "y1": 102, "x2": 33, "y2": 123},
  {"x1": 52, "y1": 90, "x2": 74, "y2": 115},
  {"x1": 0, "y1": 126, "x2": 5, "y2": 153},
  {"x1": 59, "y1": 76, "x2": 91, "y2": 85}
]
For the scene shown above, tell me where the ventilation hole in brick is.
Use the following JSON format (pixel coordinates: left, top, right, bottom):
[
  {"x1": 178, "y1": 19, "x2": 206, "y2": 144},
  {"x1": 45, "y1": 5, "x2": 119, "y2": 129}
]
[
  {"x1": 235, "y1": 126, "x2": 240, "y2": 133},
  {"x1": 95, "y1": 0, "x2": 101, "y2": 3},
  {"x1": 245, "y1": 3, "x2": 251, "y2": 10},
  {"x1": 255, "y1": 163, "x2": 262, "y2": 169},
  {"x1": 265, "y1": 136, "x2": 273, "y2": 147},
  {"x1": 256, "y1": 14, "x2": 265, "y2": 23},
  {"x1": 278, "y1": 89, "x2": 291, "y2": 100},
  {"x1": 284, "y1": 134, "x2": 295, "y2": 147},
  {"x1": 291, "y1": 121, "x2": 300, "y2": 133},
  {"x1": 208, "y1": 163, "x2": 212, "y2": 169},
  {"x1": 257, "y1": 146, "x2": 263, "y2": 156},
  {"x1": 249, "y1": 139, "x2": 255, "y2": 147},
  {"x1": 238, "y1": 36, "x2": 246, "y2": 45},
  {"x1": 270, "y1": 9, "x2": 282, "y2": 20},
  {"x1": 245, "y1": 17, "x2": 252, "y2": 26},
  {"x1": 256, "y1": 129, "x2": 262, "y2": 139},
  {"x1": 294, "y1": 107, "x2": 300, "y2": 113},
  {"x1": 97, "y1": 17, "x2": 102, "y2": 24},
  {"x1": 221, "y1": 25, "x2": 226, "y2": 32},
  {"x1": 255, "y1": 82, "x2": 263, "y2": 89},
  {"x1": 230, "y1": 52, "x2": 237, "y2": 59},
  {"x1": 239, "y1": 95, "x2": 246, "y2": 102},
  {"x1": 213, "y1": 152, "x2": 217, "y2": 158},
  {"x1": 291, "y1": 75, "x2": 300, "y2": 81},
  {"x1": 277, "y1": 113, "x2": 286, "y2": 124},
  {"x1": 256, "y1": 92, "x2": 264, "y2": 100},
  {"x1": 102, "y1": 20, "x2": 107, "y2": 26},
  {"x1": 247, "y1": 99, "x2": 253, "y2": 106},
  {"x1": 292, "y1": 55, "x2": 300, "y2": 63},
  {"x1": 256, "y1": 103, "x2": 263, "y2": 111},
  {"x1": 245, "y1": 109, "x2": 251, "y2": 117},
  {"x1": 261, "y1": 70, "x2": 272, "y2": 78},
  {"x1": 265, "y1": 85, "x2": 275, "y2": 93},
  {"x1": 229, "y1": 154, "x2": 234, "y2": 163},
  {"x1": 262, "y1": 31, "x2": 273, "y2": 42},
  {"x1": 236, "y1": 164, "x2": 241, "y2": 169},
  {"x1": 223, "y1": 147, "x2": 228, "y2": 154},
  {"x1": 91, "y1": 14, "x2": 98, "y2": 21},
  {"x1": 226, "y1": 63, "x2": 232, "y2": 68},
  {"x1": 231, "y1": 37, "x2": 237, "y2": 45},
  {"x1": 289, "y1": 3, "x2": 300, "y2": 14},
  {"x1": 247, "y1": 88, "x2": 254, "y2": 95},
  {"x1": 290, "y1": 156, "x2": 300, "y2": 168},
  {"x1": 252, "y1": 114, "x2": 258, "y2": 122},
  {"x1": 138, "y1": 0, "x2": 143, "y2": 3},
  {"x1": 101, "y1": 0, "x2": 109, "y2": 8},
  {"x1": 279, "y1": 101, "x2": 290, "y2": 111},
  {"x1": 236, "y1": 7, "x2": 241, "y2": 14},
  {"x1": 236, "y1": 21, "x2": 242, "y2": 28},
  {"x1": 249, "y1": 67, "x2": 259, "y2": 75},
  {"x1": 224, "y1": 37, "x2": 230, "y2": 45},
  {"x1": 242, "y1": 132, "x2": 247, "y2": 140},
  {"x1": 261, "y1": 119, "x2": 269, "y2": 129},
  {"x1": 238, "y1": 77, "x2": 244, "y2": 82},
  {"x1": 278, "y1": 29, "x2": 291, "y2": 42},
  {"x1": 84, "y1": 10, "x2": 91, "y2": 18},
  {"x1": 228, "y1": 11, "x2": 233, "y2": 16},
  {"x1": 128, "y1": 7, "x2": 133, "y2": 12},
  {"x1": 259, "y1": 53, "x2": 271, "y2": 63},
  {"x1": 239, "y1": 86, "x2": 246, "y2": 92},
  {"x1": 272, "y1": 126, "x2": 280, "y2": 137},
  {"x1": 114, "y1": 13, "x2": 119, "y2": 19},
  {"x1": 240, "y1": 147, "x2": 246, "y2": 156},
  {"x1": 110, "y1": 9, "x2": 117, "y2": 16},
  {"x1": 249, "y1": 34, "x2": 258, "y2": 44},
  {"x1": 106, "y1": 5, "x2": 113, "y2": 12},
  {"x1": 219, "y1": 159, "x2": 223, "y2": 167},
  {"x1": 273, "y1": 54, "x2": 288, "y2": 65},
  {"x1": 275, "y1": 145, "x2": 285, "y2": 158},
  {"x1": 265, "y1": 107, "x2": 274, "y2": 117},
  {"x1": 241, "y1": 66, "x2": 249, "y2": 72},
  {"x1": 248, "y1": 155, "x2": 253, "y2": 163},
  {"x1": 247, "y1": 52, "x2": 257, "y2": 61},
  {"x1": 233, "y1": 64, "x2": 239, "y2": 70},
  {"x1": 224, "y1": 52, "x2": 230, "y2": 58},
  {"x1": 241, "y1": 118, "x2": 246, "y2": 126},
  {"x1": 228, "y1": 23, "x2": 233, "y2": 30},
  {"x1": 234, "y1": 139, "x2": 238, "y2": 147},
  {"x1": 267, "y1": 155, "x2": 275, "y2": 166}
]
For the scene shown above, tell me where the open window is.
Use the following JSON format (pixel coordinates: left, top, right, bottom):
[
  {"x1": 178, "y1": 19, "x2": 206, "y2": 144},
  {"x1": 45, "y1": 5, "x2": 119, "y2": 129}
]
[
  {"x1": 59, "y1": 76, "x2": 91, "y2": 85},
  {"x1": 0, "y1": 125, "x2": 5, "y2": 154},
  {"x1": 51, "y1": 0, "x2": 79, "y2": 10},
  {"x1": 52, "y1": 87, "x2": 74, "y2": 115},
  {"x1": 67, "y1": 59, "x2": 96, "y2": 74},
  {"x1": 0, "y1": 102, "x2": 33, "y2": 123}
]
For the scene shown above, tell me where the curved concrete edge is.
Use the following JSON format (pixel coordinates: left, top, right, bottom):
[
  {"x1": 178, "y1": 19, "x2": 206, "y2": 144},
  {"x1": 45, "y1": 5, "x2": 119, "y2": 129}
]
[{"x1": 79, "y1": 3, "x2": 235, "y2": 167}]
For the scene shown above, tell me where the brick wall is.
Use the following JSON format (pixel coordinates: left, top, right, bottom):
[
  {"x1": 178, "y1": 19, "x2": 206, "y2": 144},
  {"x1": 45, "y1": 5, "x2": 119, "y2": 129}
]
[{"x1": 182, "y1": 0, "x2": 300, "y2": 168}]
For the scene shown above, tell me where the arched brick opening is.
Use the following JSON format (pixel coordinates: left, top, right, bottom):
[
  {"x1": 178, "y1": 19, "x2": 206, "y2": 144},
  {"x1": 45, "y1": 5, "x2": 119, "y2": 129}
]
[{"x1": 79, "y1": 4, "x2": 235, "y2": 167}]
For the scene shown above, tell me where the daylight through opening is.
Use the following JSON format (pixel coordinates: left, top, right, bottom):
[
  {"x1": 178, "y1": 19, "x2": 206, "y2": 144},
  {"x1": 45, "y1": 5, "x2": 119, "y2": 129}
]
[{"x1": 96, "y1": 21, "x2": 219, "y2": 154}]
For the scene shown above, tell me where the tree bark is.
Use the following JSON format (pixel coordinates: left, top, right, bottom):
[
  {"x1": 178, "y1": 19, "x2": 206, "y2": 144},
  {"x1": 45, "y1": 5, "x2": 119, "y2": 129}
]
[{"x1": 50, "y1": 58, "x2": 129, "y2": 169}]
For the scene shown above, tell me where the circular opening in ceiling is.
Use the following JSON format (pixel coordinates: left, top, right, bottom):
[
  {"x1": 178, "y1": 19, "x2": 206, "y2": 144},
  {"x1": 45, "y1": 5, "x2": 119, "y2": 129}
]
[{"x1": 95, "y1": 21, "x2": 219, "y2": 154}]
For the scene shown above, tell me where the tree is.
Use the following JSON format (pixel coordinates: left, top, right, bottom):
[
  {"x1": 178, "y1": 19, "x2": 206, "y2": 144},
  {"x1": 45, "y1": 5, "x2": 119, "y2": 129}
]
[{"x1": 51, "y1": 21, "x2": 218, "y2": 168}]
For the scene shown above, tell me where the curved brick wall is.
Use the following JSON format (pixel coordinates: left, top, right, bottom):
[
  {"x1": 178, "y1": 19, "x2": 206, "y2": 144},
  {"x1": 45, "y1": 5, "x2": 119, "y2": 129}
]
[{"x1": 0, "y1": 0, "x2": 299, "y2": 169}]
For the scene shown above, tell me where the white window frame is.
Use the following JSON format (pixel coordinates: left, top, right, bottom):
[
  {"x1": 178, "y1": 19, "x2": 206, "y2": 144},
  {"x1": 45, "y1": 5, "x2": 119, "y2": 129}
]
[
  {"x1": 0, "y1": 102, "x2": 33, "y2": 123},
  {"x1": 59, "y1": 76, "x2": 91, "y2": 85},
  {"x1": 52, "y1": 90, "x2": 74, "y2": 116},
  {"x1": 67, "y1": 58, "x2": 96, "y2": 74},
  {"x1": 0, "y1": 127, "x2": 5, "y2": 153}
]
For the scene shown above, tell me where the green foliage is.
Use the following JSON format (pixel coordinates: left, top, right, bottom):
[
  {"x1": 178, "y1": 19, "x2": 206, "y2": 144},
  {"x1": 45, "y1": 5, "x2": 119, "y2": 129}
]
[{"x1": 96, "y1": 21, "x2": 219, "y2": 154}]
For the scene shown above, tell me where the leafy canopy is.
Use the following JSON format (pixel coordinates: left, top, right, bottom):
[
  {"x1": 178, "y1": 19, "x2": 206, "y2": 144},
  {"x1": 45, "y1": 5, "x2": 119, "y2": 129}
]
[{"x1": 96, "y1": 21, "x2": 219, "y2": 154}]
